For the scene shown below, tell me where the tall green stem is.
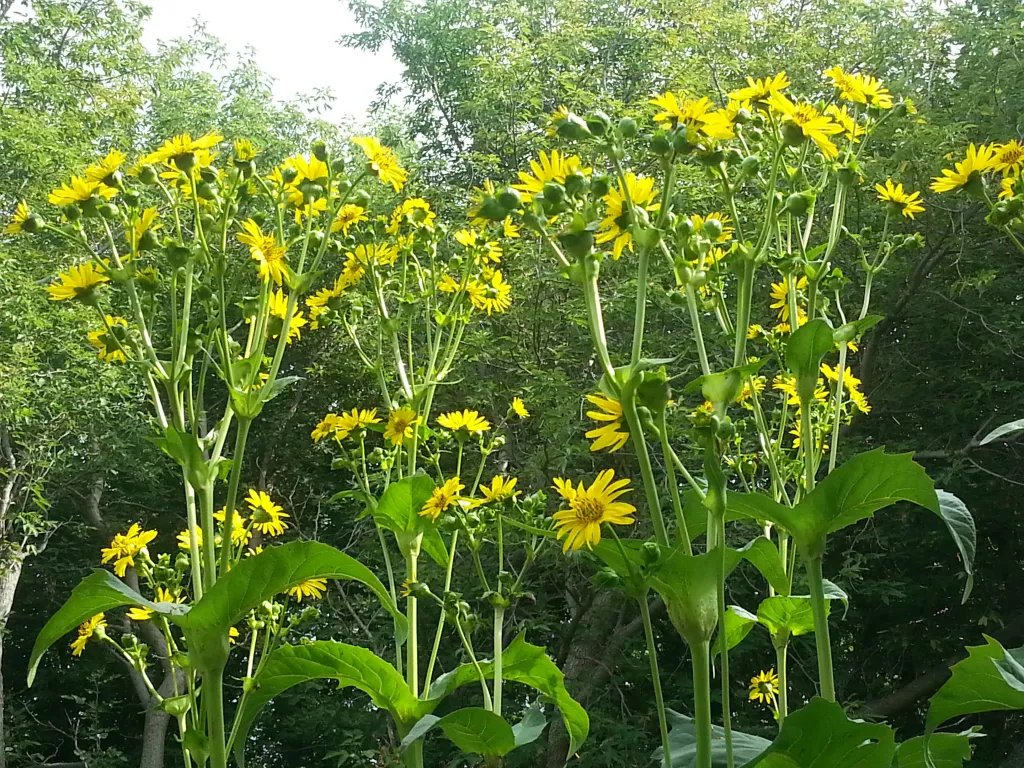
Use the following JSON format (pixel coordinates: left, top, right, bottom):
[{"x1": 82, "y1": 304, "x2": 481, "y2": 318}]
[
  {"x1": 806, "y1": 555, "x2": 836, "y2": 701},
  {"x1": 219, "y1": 418, "x2": 251, "y2": 575},
  {"x1": 492, "y1": 605, "x2": 505, "y2": 716},
  {"x1": 691, "y1": 639, "x2": 713, "y2": 768},
  {"x1": 199, "y1": 482, "x2": 216, "y2": 592},
  {"x1": 639, "y1": 597, "x2": 671, "y2": 768},
  {"x1": 621, "y1": 383, "x2": 668, "y2": 546},
  {"x1": 774, "y1": 637, "x2": 789, "y2": 725},
  {"x1": 405, "y1": 550, "x2": 419, "y2": 697},
  {"x1": 423, "y1": 530, "x2": 459, "y2": 692},
  {"x1": 717, "y1": 523, "x2": 734, "y2": 768},
  {"x1": 658, "y1": 413, "x2": 691, "y2": 553},
  {"x1": 206, "y1": 665, "x2": 227, "y2": 768}
]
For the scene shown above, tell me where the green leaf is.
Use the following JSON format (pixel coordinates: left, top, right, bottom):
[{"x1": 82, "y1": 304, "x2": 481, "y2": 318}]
[
  {"x1": 147, "y1": 426, "x2": 219, "y2": 488},
  {"x1": 743, "y1": 697, "x2": 895, "y2": 767},
  {"x1": 833, "y1": 315, "x2": 883, "y2": 345},
  {"x1": 370, "y1": 475, "x2": 449, "y2": 567},
  {"x1": 935, "y1": 491, "x2": 976, "y2": 603},
  {"x1": 427, "y1": 633, "x2": 589, "y2": 760},
  {"x1": 181, "y1": 541, "x2": 405, "y2": 671},
  {"x1": 730, "y1": 537, "x2": 790, "y2": 596},
  {"x1": 756, "y1": 596, "x2": 821, "y2": 639},
  {"x1": 712, "y1": 605, "x2": 758, "y2": 660},
  {"x1": 403, "y1": 708, "x2": 516, "y2": 757},
  {"x1": 28, "y1": 570, "x2": 168, "y2": 685},
  {"x1": 926, "y1": 635, "x2": 1024, "y2": 734},
  {"x1": 590, "y1": 538, "x2": 649, "y2": 594},
  {"x1": 655, "y1": 710, "x2": 771, "y2": 767},
  {"x1": 896, "y1": 731, "x2": 977, "y2": 768},
  {"x1": 512, "y1": 702, "x2": 548, "y2": 747},
  {"x1": 649, "y1": 547, "x2": 720, "y2": 644},
  {"x1": 785, "y1": 318, "x2": 834, "y2": 401},
  {"x1": 233, "y1": 641, "x2": 421, "y2": 765},
  {"x1": 259, "y1": 374, "x2": 302, "y2": 404},
  {"x1": 978, "y1": 417, "x2": 1024, "y2": 445}
]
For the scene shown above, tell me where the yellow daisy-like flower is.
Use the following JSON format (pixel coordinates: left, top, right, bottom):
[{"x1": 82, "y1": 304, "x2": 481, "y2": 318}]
[
  {"x1": 466, "y1": 270, "x2": 512, "y2": 315},
  {"x1": 769, "y1": 276, "x2": 808, "y2": 324},
  {"x1": 353, "y1": 136, "x2": 407, "y2": 192},
  {"x1": 350, "y1": 242, "x2": 399, "y2": 268},
  {"x1": 875, "y1": 180, "x2": 925, "y2": 219},
  {"x1": 596, "y1": 173, "x2": 660, "y2": 259},
  {"x1": 100, "y1": 523, "x2": 158, "y2": 578},
  {"x1": 511, "y1": 397, "x2": 529, "y2": 418},
  {"x1": 585, "y1": 393, "x2": 629, "y2": 453},
  {"x1": 823, "y1": 66, "x2": 862, "y2": 101},
  {"x1": 331, "y1": 408, "x2": 382, "y2": 441},
  {"x1": 131, "y1": 207, "x2": 161, "y2": 244},
  {"x1": 551, "y1": 469, "x2": 636, "y2": 552},
  {"x1": 287, "y1": 578, "x2": 328, "y2": 602},
  {"x1": 88, "y1": 315, "x2": 129, "y2": 363},
  {"x1": 820, "y1": 364, "x2": 871, "y2": 413},
  {"x1": 437, "y1": 273, "x2": 462, "y2": 294},
  {"x1": 930, "y1": 143, "x2": 999, "y2": 193},
  {"x1": 177, "y1": 527, "x2": 202, "y2": 551},
  {"x1": 773, "y1": 374, "x2": 827, "y2": 406},
  {"x1": 71, "y1": 613, "x2": 106, "y2": 657},
  {"x1": 735, "y1": 376, "x2": 767, "y2": 410},
  {"x1": 478, "y1": 476, "x2": 520, "y2": 505},
  {"x1": 238, "y1": 219, "x2": 288, "y2": 285},
  {"x1": 768, "y1": 92, "x2": 843, "y2": 160},
  {"x1": 127, "y1": 587, "x2": 182, "y2": 621},
  {"x1": 213, "y1": 507, "x2": 252, "y2": 546},
  {"x1": 729, "y1": 72, "x2": 790, "y2": 104},
  {"x1": 690, "y1": 212, "x2": 734, "y2": 243},
  {"x1": 855, "y1": 73, "x2": 893, "y2": 110},
  {"x1": 311, "y1": 413, "x2": 342, "y2": 443},
  {"x1": 649, "y1": 92, "x2": 716, "y2": 131},
  {"x1": 47, "y1": 262, "x2": 110, "y2": 302},
  {"x1": 84, "y1": 150, "x2": 126, "y2": 183},
  {"x1": 306, "y1": 272, "x2": 358, "y2": 328},
  {"x1": 824, "y1": 104, "x2": 865, "y2": 143},
  {"x1": 993, "y1": 141, "x2": 1024, "y2": 176},
  {"x1": 388, "y1": 198, "x2": 435, "y2": 234},
  {"x1": 384, "y1": 406, "x2": 421, "y2": 446},
  {"x1": 246, "y1": 489, "x2": 290, "y2": 536},
  {"x1": 4, "y1": 201, "x2": 31, "y2": 235},
  {"x1": 546, "y1": 105, "x2": 571, "y2": 135},
  {"x1": 286, "y1": 154, "x2": 329, "y2": 184},
  {"x1": 139, "y1": 132, "x2": 224, "y2": 167},
  {"x1": 513, "y1": 150, "x2": 590, "y2": 203},
  {"x1": 437, "y1": 409, "x2": 491, "y2": 435},
  {"x1": 999, "y1": 176, "x2": 1018, "y2": 201},
  {"x1": 419, "y1": 477, "x2": 465, "y2": 520},
  {"x1": 267, "y1": 289, "x2": 307, "y2": 344},
  {"x1": 748, "y1": 669, "x2": 779, "y2": 705},
  {"x1": 234, "y1": 138, "x2": 258, "y2": 162},
  {"x1": 48, "y1": 176, "x2": 117, "y2": 206},
  {"x1": 331, "y1": 204, "x2": 369, "y2": 235}
]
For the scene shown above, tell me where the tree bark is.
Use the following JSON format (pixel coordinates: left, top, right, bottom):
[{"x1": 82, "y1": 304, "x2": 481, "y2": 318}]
[{"x1": 0, "y1": 555, "x2": 24, "y2": 768}]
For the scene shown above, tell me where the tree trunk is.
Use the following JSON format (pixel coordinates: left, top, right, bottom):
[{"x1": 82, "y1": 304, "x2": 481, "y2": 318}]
[
  {"x1": 139, "y1": 672, "x2": 180, "y2": 768},
  {"x1": 0, "y1": 554, "x2": 25, "y2": 768}
]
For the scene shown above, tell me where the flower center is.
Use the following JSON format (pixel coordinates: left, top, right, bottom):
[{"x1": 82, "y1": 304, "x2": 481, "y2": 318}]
[{"x1": 572, "y1": 496, "x2": 606, "y2": 523}]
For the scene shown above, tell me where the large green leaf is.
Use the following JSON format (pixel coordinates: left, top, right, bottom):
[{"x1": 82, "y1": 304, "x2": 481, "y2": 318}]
[
  {"x1": 182, "y1": 541, "x2": 405, "y2": 670},
  {"x1": 370, "y1": 474, "x2": 448, "y2": 566},
  {"x1": 896, "y1": 732, "x2": 976, "y2": 768},
  {"x1": 402, "y1": 708, "x2": 516, "y2": 757},
  {"x1": 935, "y1": 491, "x2": 976, "y2": 603},
  {"x1": 728, "y1": 537, "x2": 790, "y2": 596},
  {"x1": 756, "y1": 595, "x2": 821, "y2": 638},
  {"x1": 742, "y1": 697, "x2": 895, "y2": 767},
  {"x1": 427, "y1": 633, "x2": 589, "y2": 760},
  {"x1": 233, "y1": 641, "x2": 421, "y2": 764},
  {"x1": 712, "y1": 605, "x2": 758, "y2": 660},
  {"x1": 785, "y1": 318, "x2": 834, "y2": 401},
  {"x1": 27, "y1": 570, "x2": 170, "y2": 685},
  {"x1": 648, "y1": 548, "x2": 721, "y2": 644},
  {"x1": 655, "y1": 710, "x2": 771, "y2": 767},
  {"x1": 925, "y1": 635, "x2": 1024, "y2": 733},
  {"x1": 512, "y1": 702, "x2": 548, "y2": 747}
]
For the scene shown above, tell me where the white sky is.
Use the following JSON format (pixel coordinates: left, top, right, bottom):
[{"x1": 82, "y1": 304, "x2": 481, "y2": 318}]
[{"x1": 140, "y1": 0, "x2": 404, "y2": 123}]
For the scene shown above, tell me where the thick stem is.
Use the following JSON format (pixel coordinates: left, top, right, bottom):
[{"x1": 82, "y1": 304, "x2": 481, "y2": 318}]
[
  {"x1": 492, "y1": 605, "x2": 505, "y2": 716},
  {"x1": 219, "y1": 418, "x2": 251, "y2": 575},
  {"x1": 206, "y1": 665, "x2": 228, "y2": 768},
  {"x1": 199, "y1": 482, "x2": 217, "y2": 592},
  {"x1": 691, "y1": 639, "x2": 713, "y2": 768},
  {"x1": 800, "y1": 406, "x2": 816, "y2": 493},
  {"x1": 377, "y1": 526, "x2": 402, "y2": 676},
  {"x1": 183, "y1": 480, "x2": 203, "y2": 600},
  {"x1": 639, "y1": 598, "x2": 671, "y2": 768},
  {"x1": 806, "y1": 555, "x2": 836, "y2": 701},
  {"x1": 774, "y1": 638, "x2": 789, "y2": 725},
  {"x1": 621, "y1": 384, "x2": 668, "y2": 546},
  {"x1": 658, "y1": 413, "x2": 692, "y2": 553},
  {"x1": 632, "y1": 242, "x2": 651, "y2": 366},
  {"x1": 582, "y1": 272, "x2": 616, "y2": 381},
  {"x1": 716, "y1": 518, "x2": 734, "y2": 768},
  {"x1": 405, "y1": 550, "x2": 419, "y2": 697}
]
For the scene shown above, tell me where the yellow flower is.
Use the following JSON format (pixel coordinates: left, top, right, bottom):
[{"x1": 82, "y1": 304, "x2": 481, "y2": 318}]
[
  {"x1": 729, "y1": 72, "x2": 790, "y2": 104},
  {"x1": 350, "y1": 242, "x2": 399, "y2": 268},
  {"x1": 267, "y1": 290, "x2": 307, "y2": 343},
  {"x1": 993, "y1": 141, "x2": 1024, "y2": 176},
  {"x1": 177, "y1": 527, "x2": 202, "y2": 551},
  {"x1": 48, "y1": 176, "x2": 117, "y2": 206},
  {"x1": 551, "y1": 470, "x2": 636, "y2": 552},
  {"x1": 773, "y1": 374, "x2": 827, "y2": 406},
  {"x1": 286, "y1": 154, "x2": 329, "y2": 184},
  {"x1": 736, "y1": 376, "x2": 766, "y2": 409},
  {"x1": 768, "y1": 92, "x2": 843, "y2": 160},
  {"x1": 139, "y1": 132, "x2": 223, "y2": 167},
  {"x1": 513, "y1": 150, "x2": 590, "y2": 203},
  {"x1": 466, "y1": 270, "x2": 512, "y2": 315},
  {"x1": 690, "y1": 212, "x2": 734, "y2": 243},
  {"x1": 747, "y1": 324, "x2": 764, "y2": 339},
  {"x1": 438, "y1": 409, "x2": 491, "y2": 435},
  {"x1": 824, "y1": 104, "x2": 865, "y2": 142},
  {"x1": 132, "y1": 207, "x2": 162, "y2": 243},
  {"x1": 585, "y1": 393, "x2": 629, "y2": 453},
  {"x1": 649, "y1": 92, "x2": 715, "y2": 131},
  {"x1": 328, "y1": 204, "x2": 367, "y2": 237},
  {"x1": 468, "y1": 179, "x2": 498, "y2": 224},
  {"x1": 1000, "y1": 176, "x2": 1018, "y2": 201},
  {"x1": 437, "y1": 274, "x2": 462, "y2": 294},
  {"x1": 246, "y1": 489, "x2": 290, "y2": 536},
  {"x1": 769, "y1": 276, "x2": 808, "y2": 324},
  {"x1": 331, "y1": 408, "x2": 382, "y2": 441},
  {"x1": 820, "y1": 364, "x2": 871, "y2": 413},
  {"x1": 511, "y1": 397, "x2": 529, "y2": 418},
  {"x1": 84, "y1": 150, "x2": 126, "y2": 183},
  {"x1": 88, "y1": 315, "x2": 129, "y2": 363},
  {"x1": 306, "y1": 272, "x2": 359, "y2": 328},
  {"x1": 503, "y1": 218, "x2": 520, "y2": 238},
  {"x1": 47, "y1": 262, "x2": 110, "y2": 302},
  {"x1": 478, "y1": 476, "x2": 520, "y2": 504},
  {"x1": 748, "y1": 669, "x2": 779, "y2": 705},
  {"x1": 546, "y1": 105, "x2": 571, "y2": 135},
  {"x1": 385, "y1": 407, "x2": 421, "y2": 446},
  {"x1": 823, "y1": 66, "x2": 862, "y2": 101},
  {"x1": 875, "y1": 180, "x2": 925, "y2": 219},
  {"x1": 71, "y1": 614, "x2": 106, "y2": 657},
  {"x1": 234, "y1": 138, "x2": 258, "y2": 161},
  {"x1": 100, "y1": 523, "x2": 158, "y2": 578},
  {"x1": 287, "y1": 578, "x2": 327, "y2": 602},
  {"x1": 353, "y1": 136, "x2": 407, "y2": 192},
  {"x1": 930, "y1": 143, "x2": 999, "y2": 193},
  {"x1": 229, "y1": 627, "x2": 240, "y2": 643},
  {"x1": 419, "y1": 477, "x2": 465, "y2": 520},
  {"x1": 312, "y1": 413, "x2": 342, "y2": 443},
  {"x1": 596, "y1": 173, "x2": 660, "y2": 259},
  {"x1": 127, "y1": 587, "x2": 182, "y2": 621},
  {"x1": 4, "y1": 201, "x2": 31, "y2": 235},
  {"x1": 238, "y1": 219, "x2": 288, "y2": 285},
  {"x1": 388, "y1": 198, "x2": 435, "y2": 234},
  {"x1": 854, "y1": 73, "x2": 893, "y2": 109},
  {"x1": 214, "y1": 507, "x2": 252, "y2": 546}
]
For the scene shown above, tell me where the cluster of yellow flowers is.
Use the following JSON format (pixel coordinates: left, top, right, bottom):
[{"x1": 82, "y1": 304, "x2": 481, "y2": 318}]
[{"x1": 931, "y1": 140, "x2": 1023, "y2": 198}]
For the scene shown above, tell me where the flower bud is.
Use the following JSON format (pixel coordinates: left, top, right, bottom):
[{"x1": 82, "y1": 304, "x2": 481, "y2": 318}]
[
  {"x1": 641, "y1": 541, "x2": 661, "y2": 565},
  {"x1": 98, "y1": 203, "x2": 118, "y2": 220},
  {"x1": 139, "y1": 230, "x2": 160, "y2": 251},
  {"x1": 200, "y1": 214, "x2": 217, "y2": 232},
  {"x1": 650, "y1": 131, "x2": 672, "y2": 156},
  {"x1": 701, "y1": 218, "x2": 723, "y2": 241},
  {"x1": 617, "y1": 117, "x2": 638, "y2": 139},
  {"x1": 286, "y1": 223, "x2": 302, "y2": 239},
  {"x1": 559, "y1": 230, "x2": 594, "y2": 259},
  {"x1": 351, "y1": 189, "x2": 372, "y2": 208},
  {"x1": 196, "y1": 182, "x2": 217, "y2": 200},
  {"x1": 564, "y1": 172, "x2": 588, "y2": 198},
  {"x1": 592, "y1": 567, "x2": 622, "y2": 589},
  {"x1": 281, "y1": 166, "x2": 299, "y2": 185},
  {"x1": 542, "y1": 181, "x2": 565, "y2": 203},
  {"x1": 311, "y1": 140, "x2": 328, "y2": 162},
  {"x1": 735, "y1": 108, "x2": 753, "y2": 124},
  {"x1": 892, "y1": 102, "x2": 909, "y2": 118},
  {"x1": 557, "y1": 114, "x2": 591, "y2": 140},
  {"x1": 138, "y1": 165, "x2": 159, "y2": 185},
  {"x1": 22, "y1": 214, "x2": 44, "y2": 234},
  {"x1": 586, "y1": 110, "x2": 611, "y2": 136},
  {"x1": 783, "y1": 192, "x2": 811, "y2": 217},
  {"x1": 497, "y1": 187, "x2": 522, "y2": 212},
  {"x1": 590, "y1": 174, "x2": 612, "y2": 198},
  {"x1": 477, "y1": 195, "x2": 509, "y2": 221},
  {"x1": 331, "y1": 158, "x2": 346, "y2": 174},
  {"x1": 64, "y1": 205, "x2": 81, "y2": 222},
  {"x1": 740, "y1": 155, "x2": 760, "y2": 177},
  {"x1": 781, "y1": 121, "x2": 805, "y2": 149},
  {"x1": 121, "y1": 190, "x2": 141, "y2": 208}
]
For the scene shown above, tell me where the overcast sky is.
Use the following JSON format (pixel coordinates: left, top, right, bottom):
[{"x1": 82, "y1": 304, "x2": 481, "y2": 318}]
[{"x1": 140, "y1": 0, "x2": 404, "y2": 122}]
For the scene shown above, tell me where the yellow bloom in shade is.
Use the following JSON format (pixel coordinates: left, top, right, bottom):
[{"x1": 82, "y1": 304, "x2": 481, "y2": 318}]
[
  {"x1": 597, "y1": 173, "x2": 659, "y2": 259},
  {"x1": 132, "y1": 207, "x2": 161, "y2": 243},
  {"x1": 330, "y1": 408, "x2": 382, "y2": 441},
  {"x1": 1000, "y1": 176, "x2": 1018, "y2": 201},
  {"x1": 233, "y1": 138, "x2": 258, "y2": 161},
  {"x1": 419, "y1": 477, "x2": 465, "y2": 520},
  {"x1": 824, "y1": 104, "x2": 865, "y2": 142},
  {"x1": 930, "y1": 143, "x2": 999, "y2": 193},
  {"x1": 749, "y1": 669, "x2": 779, "y2": 705},
  {"x1": 312, "y1": 413, "x2": 342, "y2": 443},
  {"x1": 246, "y1": 489, "x2": 290, "y2": 536},
  {"x1": 388, "y1": 198, "x2": 435, "y2": 234},
  {"x1": 438, "y1": 409, "x2": 491, "y2": 435},
  {"x1": 267, "y1": 290, "x2": 307, "y2": 343},
  {"x1": 875, "y1": 180, "x2": 925, "y2": 219},
  {"x1": 350, "y1": 242, "x2": 399, "y2": 268},
  {"x1": 294, "y1": 197, "x2": 328, "y2": 225},
  {"x1": 285, "y1": 154, "x2": 329, "y2": 184},
  {"x1": 71, "y1": 614, "x2": 106, "y2": 657},
  {"x1": 100, "y1": 523, "x2": 158, "y2": 578},
  {"x1": 820, "y1": 364, "x2": 871, "y2": 413},
  {"x1": 49, "y1": 176, "x2": 117, "y2": 206},
  {"x1": 729, "y1": 72, "x2": 790, "y2": 104},
  {"x1": 330, "y1": 203, "x2": 369, "y2": 236},
  {"x1": 4, "y1": 201, "x2": 31, "y2": 235},
  {"x1": 547, "y1": 104, "x2": 571, "y2": 134},
  {"x1": 513, "y1": 150, "x2": 590, "y2": 203},
  {"x1": 769, "y1": 276, "x2": 808, "y2": 324},
  {"x1": 84, "y1": 150, "x2": 126, "y2": 183},
  {"x1": 214, "y1": 507, "x2": 252, "y2": 545},
  {"x1": 238, "y1": 219, "x2": 288, "y2": 285},
  {"x1": 47, "y1": 262, "x2": 109, "y2": 302},
  {"x1": 307, "y1": 272, "x2": 357, "y2": 329},
  {"x1": 768, "y1": 92, "x2": 843, "y2": 159},
  {"x1": 88, "y1": 315, "x2": 129, "y2": 363},
  {"x1": 353, "y1": 136, "x2": 407, "y2": 192},
  {"x1": 385, "y1": 406, "x2": 421, "y2": 446},
  {"x1": 503, "y1": 218, "x2": 520, "y2": 238},
  {"x1": 139, "y1": 132, "x2": 223, "y2": 167},
  {"x1": 229, "y1": 627, "x2": 240, "y2": 644},
  {"x1": 551, "y1": 470, "x2": 636, "y2": 552},
  {"x1": 993, "y1": 141, "x2": 1024, "y2": 176},
  {"x1": 479, "y1": 476, "x2": 520, "y2": 504},
  {"x1": 177, "y1": 527, "x2": 202, "y2": 551},
  {"x1": 127, "y1": 587, "x2": 182, "y2": 621},
  {"x1": 690, "y1": 212, "x2": 734, "y2": 242},
  {"x1": 511, "y1": 397, "x2": 529, "y2": 418},
  {"x1": 585, "y1": 393, "x2": 629, "y2": 453},
  {"x1": 287, "y1": 578, "x2": 327, "y2": 602},
  {"x1": 773, "y1": 374, "x2": 827, "y2": 405},
  {"x1": 466, "y1": 270, "x2": 512, "y2": 315}
]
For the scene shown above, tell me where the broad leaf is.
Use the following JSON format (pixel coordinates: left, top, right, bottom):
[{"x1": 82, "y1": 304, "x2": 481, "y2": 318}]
[
  {"x1": 785, "y1": 318, "x2": 834, "y2": 401},
  {"x1": 148, "y1": 426, "x2": 219, "y2": 488},
  {"x1": 926, "y1": 635, "x2": 1024, "y2": 733},
  {"x1": 370, "y1": 475, "x2": 449, "y2": 566},
  {"x1": 729, "y1": 537, "x2": 790, "y2": 596},
  {"x1": 935, "y1": 491, "x2": 976, "y2": 603},
  {"x1": 742, "y1": 697, "x2": 895, "y2": 767},
  {"x1": 896, "y1": 731, "x2": 976, "y2": 768},
  {"x1": 512, "y1": 702, "x2": 548, "y2": 747},
  {"x1": 654, "y1": 709, "x2": 771, "y2": 767},
  {"x1": 649, "y1": 548, "x2": 721, "y2": 644},
  {"x1": 979, "y1": 417, "x2": 1024, "y2": 446},
  {"x1": 756, "y1": 596, "x2": 821, "y2": 639},
  {"x1": 403, "y1": 708, "x2": 516, "y2": 757},
  {"x1": 712, "y1": 605, "x2": 758, "y2": 660}
]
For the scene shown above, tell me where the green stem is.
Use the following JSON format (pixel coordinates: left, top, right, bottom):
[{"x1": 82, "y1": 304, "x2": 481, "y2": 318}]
[
  {"x1": 183, "y1": 481, "x2": 203, "y2": 600},
  {"x1": 658, "y1": 412, "x2": 692, "y2": 553},
  {"x1": 219, "y1": 418, "x2": 251, "y2": 575},
  {"x1": 828, "y1": 344, "x2": 848, "y2": 473},
  {"x1": 774, "y1": 637, "x2": 789, "y2": 725},
  {"x1": 205, "y1": 665, "x2": 228, "y2": 768},
  {"x1": 454, "y1": 616, "x2": 493, "y2": 710},
  {"x1": 423, "y1": 530, "x2": 459, "y2": 693},
  {"x1": 492, "y1": 605, "x2": 505, "y2": 717},
  {"x1": 582, "y1": 270, "x2": 616, "y2": 381},
  {"x1": 801, "y1": 406, "x2": 816, "y2": 493},
  {"x1": 716, "y1": 517, "x2": 734, "y2": 768},
  {"x1": 691, "y1": 639, "x2": 713, "y2": 768},
  {"x1": 732, "y1": 258, "x2": 756, "y2": 368},
  {"x1": 377, "y1": 525, "x2": 402, "y2": 676},
  {"x1": 405, "y1": 549, "x2": 419, "y2": 696},
  {"x1": 199, "y1": 482, "x2": 217, "y2": 592},
  {"x1": 639, "y1": 597, "x2": 671, "y2": 768},
  {"x1": 806, "y1": 555, "x2": 836, "y2": 701},
  {"x1": 684, "y1": 285, "x2": 712, "y2": 376},
  {"x1": 621, "y1": 383, "x2": 668, "y2": 546}
]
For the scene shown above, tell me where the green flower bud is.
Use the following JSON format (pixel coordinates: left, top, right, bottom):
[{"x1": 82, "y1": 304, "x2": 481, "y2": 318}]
[
  {"x1": 311, "y1": 140, "x2": 328, "y2": 162},
  {"x1": 557, "y1": 114, "x2": 592, "y2": 140},
  {"x1": 723, "y1": 148, "x2": 743, "y2": 166},
  {"x1": 618, "y1": 116, "x2": 638, "y2": 139},
  {"x1": 783, "y1": 192, "x2": 811, "y2": 217},
  {"x1": 281, "y1": 166, "x2": 299, "y2": 185},
  {"x1": 121, "y1": 190, "x2": 141, "y2": 208},
  {"x1": 592, "y1": 567, "x2": 622, "y2": 589},
  {"x1": 139, "y1": 230, "x2": 160, "y2": 251},
  {"x1": 586, "y1": 110, "x2": 611, "y2": 136},
  {"x1": 98, "y1": 203, "x2": 118, "y2": 220},
  {"x1": 138, "y1": 165, "x2": 159, "y2": 185},
  {"x1": 331, "y1": 157, "x2": 346, "y2": 174},
  {"x1": 200, "y1": 213, "x2": 217, "y2": 232},
  {"x1": 251, "y1": 211, "x2": 267, "y2": 227},
  {"x1": 521, "y1": 212, "x2": 544, "y2": 232},
  {"x1": 351, "y1": 189, "x2": 372, "y2": 208},
  {"x1": 335, "y1": 178, "x2": 352, "y2": 195},
  {"x1": 64, "y1": 205, "x2": 81, "y2": 222},
  {"x1": 650, "y1": 131, "x2": 672, "y2": 156},
  {"x1": 542, "y1": 181, "x2": 565, "y2": 203},
  {"x1": 740, "y1": 155, "x2": 761, "y2": 177},
  {"x1": 641, "y1": 541, "x2": 661, "y2": 565},
  {"x1": 701, "y1": 218, "x2": 724, "y2": 241},
  {"x1": 590, "y1": 174, "x2": 612, "y2": 198},
  {"x1": 667, "y1": 289, "x2": 687, "y2": 307},
  {"x1": 559, "y1": 230, "x2": 594, "y2": 259},
  {"x1": 781, "y1": 121, "x2": 806, "y2": 149},
  {"x1": 308, "y1": 231, "x2": 325, "y2": 250},
  {"x1": 22, "y1": 214, "x2": 44, "y2": 234},
  {"x1": 564, "y1": 172, "x2": 588, "y2": 198},
  {"x1": 478, "y1": 195, "x2": 510, "y2": 221},
  {"x1": 171, "y1": 152, "x2": 197, "y2": 173},
  {"x1": 734, "y1": 108, "x2": 753, "y2": 124},
  {"x1": 497, "y1": 187, "x2": 522, "y2": 212},
  {"x1": 196, "y1": 182, "x2": 217, "y2": 200}
]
